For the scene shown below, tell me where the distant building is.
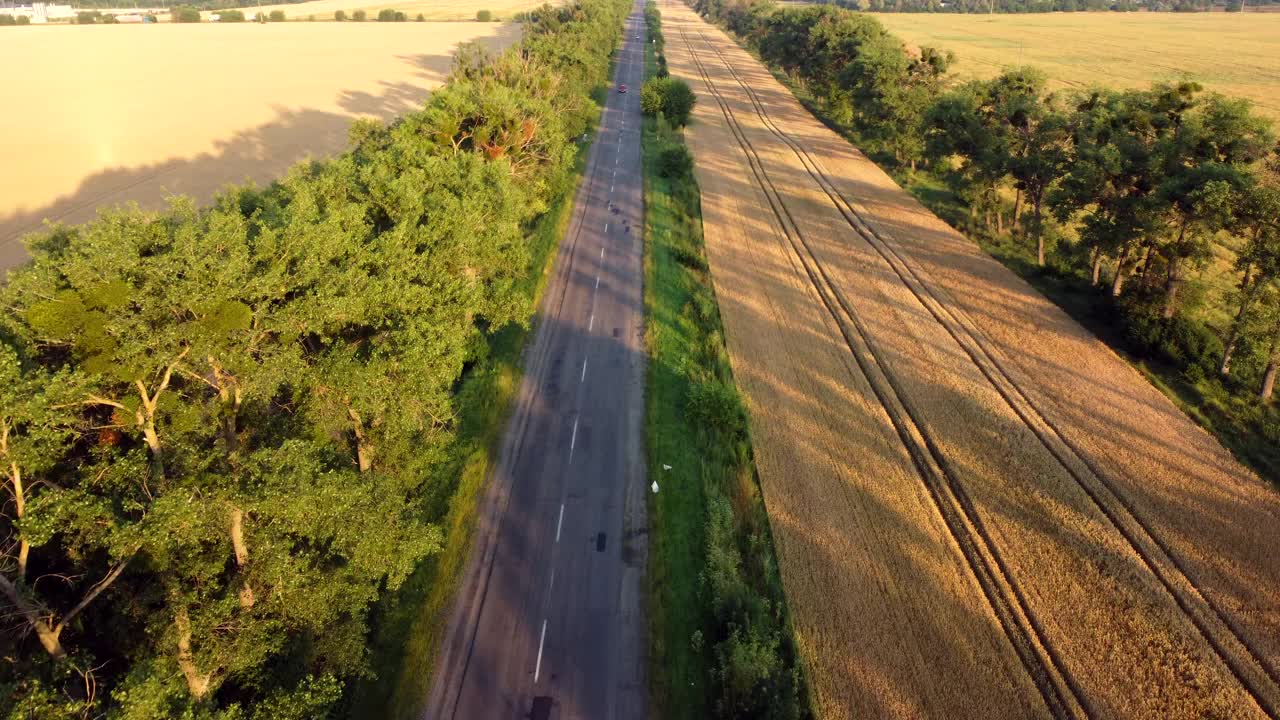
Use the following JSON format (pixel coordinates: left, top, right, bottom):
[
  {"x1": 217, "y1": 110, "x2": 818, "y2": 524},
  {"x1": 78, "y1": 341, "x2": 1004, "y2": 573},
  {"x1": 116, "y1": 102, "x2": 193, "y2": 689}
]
[{"x1": 0, "y1": 3, "x2": 76, "y2": 23}]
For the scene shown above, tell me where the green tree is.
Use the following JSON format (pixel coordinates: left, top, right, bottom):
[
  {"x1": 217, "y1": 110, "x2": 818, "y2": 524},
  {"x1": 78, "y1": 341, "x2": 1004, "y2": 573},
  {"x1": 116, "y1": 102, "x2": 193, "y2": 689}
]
[
  {"x1": 352, "y1": 8, "x2": 366, "y2": 20},
  {"x1": 1221, "y1": 173, "x2": 1280, "y2": 375},
  {"x1": 1052, "y1": 87, "x2": 1170, "y2": 295},
  {"x1": 845, "y1": 39, "x2": 952, "y2": 169},
  {"x1": 641, "y1": 78, "x2": 696, "y2": 127},
  {"x1": 334, "y1": 8, "x2": 347, "y2": 20},
  {"x1": 170, "y1": 5, "x2": 201, "y2": 22},
  {"x1": 476, "y1": 8, "x2": 493, "y2": 20}
]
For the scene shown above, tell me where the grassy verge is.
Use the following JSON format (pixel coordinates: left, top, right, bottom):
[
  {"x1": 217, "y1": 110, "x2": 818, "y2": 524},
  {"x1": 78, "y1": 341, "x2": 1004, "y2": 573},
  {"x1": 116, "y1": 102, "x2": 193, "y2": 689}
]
[
  {"x1": 347, "y1": 94, "x2": 607, "y2": 720},
  {"x1": 753, "y1": 50, "x2": 1280, "y2": 488},
  {"x1": 642, "y1": 5, "x2": 810, "y2": 719}
]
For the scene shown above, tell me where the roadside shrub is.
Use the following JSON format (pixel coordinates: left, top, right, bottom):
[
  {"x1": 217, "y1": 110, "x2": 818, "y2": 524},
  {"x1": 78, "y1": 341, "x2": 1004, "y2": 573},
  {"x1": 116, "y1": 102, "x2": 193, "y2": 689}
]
[
  {"x1": 415, "y1": 12, "x2": 425, "y2": 20},
  {"x1": 76, "y1": 10, "x2": 99, "y2": 23},
  {"x1": 308, "y1": 13, "x2": 316, "y2": 20},
  {"x1": 641, "y1": 79, "x2": 666, "y2": 115},
  {"x1": 334, "y1": 8, "x2": 346, "y2": 19},
  {"x1": 476, "y1": 8, "x2": 492, "y2": 20},
  {"x1": 269, "y1": 9, "x2": 286, "y2": 21},
  {"x1": 0, "y1": 13, "x2": 16, "y2": 25},
  {"x1": 218, "y1": 9, "x2": 245, "y2": 21},
  {"x1": 170, "y1": 5, "x2": 201, "y2": 22},
  {"x1": 659, "y1": 144, "x2": 693, "y2": 179},
  {"x1": 1124, "y1": 310, "x2": 1223, "y2": 375},
  {"x1": 642, "y1": 77, "x2": 696, "y2": 126},
  {"x1": 15, "y1": 12, "x2": 28, "y2": 23},
  {"x1": 672, "y1": 243, "x2": 708, "y2": 271},
  {"x1": 377, "y1": 8, "x2": 406, "y2": 20},
  {"x1": 352, "y1": 8, "x2": 366, "y2": 20},
  {"x1": 687, "y1": 381, "x2": 747, "y2": 440},
  {"x1": 101, "y1": 11, "x2": 118, "y2": 22}
]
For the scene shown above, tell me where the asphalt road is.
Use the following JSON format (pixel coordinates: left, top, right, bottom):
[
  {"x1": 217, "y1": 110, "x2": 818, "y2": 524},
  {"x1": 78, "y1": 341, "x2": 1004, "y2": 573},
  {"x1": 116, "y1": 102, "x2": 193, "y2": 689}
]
[{"x1": 423, "y1": 8, "x2": 649, "y2": 720}]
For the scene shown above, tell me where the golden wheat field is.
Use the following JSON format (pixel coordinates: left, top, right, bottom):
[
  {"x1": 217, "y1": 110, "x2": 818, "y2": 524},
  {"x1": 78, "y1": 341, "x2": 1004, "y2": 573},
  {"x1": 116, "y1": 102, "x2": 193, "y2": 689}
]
[
  {"x1": 662, "y1": 0, "x2": 1280, "y2": 717},
  {"x1": 872, "y1": 11, "x2": 1280, "y2": 121},
  {"x1": 0, "y1": 21, "x2": 520, "y2": 270},
  {"x1": 222, "y1": 0, "x2": 547, "y2": 21}
]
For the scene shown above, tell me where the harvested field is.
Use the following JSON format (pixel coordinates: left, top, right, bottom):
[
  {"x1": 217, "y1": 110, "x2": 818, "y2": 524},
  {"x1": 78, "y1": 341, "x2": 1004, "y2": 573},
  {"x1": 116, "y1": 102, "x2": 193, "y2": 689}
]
[
  {"x1": 871, "y1": 11, "x2": 1280, "y2": 121},
  {"x1": 660, "y1": 0, "x2": 1280, "y2": 717},
  {"x1": 0, "y1": 21, "x2": 520, "y2": 270},
  {"x1": 220, "y1": 0, "x2": 545, "y2": 20}
]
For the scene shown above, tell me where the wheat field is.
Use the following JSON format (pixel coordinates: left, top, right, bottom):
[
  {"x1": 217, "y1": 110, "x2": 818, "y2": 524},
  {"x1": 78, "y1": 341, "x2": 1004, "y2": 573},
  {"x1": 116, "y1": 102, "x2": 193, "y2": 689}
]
[
  {"x1": 0, "y1": 21, "x2": 520, "y2": 270},
  {"x1": 872, "y1": 11, "x2": 1280, "y2": 120},
  {"x1": 664, "y1": 0, "x2": 1280, "y2": 716}
]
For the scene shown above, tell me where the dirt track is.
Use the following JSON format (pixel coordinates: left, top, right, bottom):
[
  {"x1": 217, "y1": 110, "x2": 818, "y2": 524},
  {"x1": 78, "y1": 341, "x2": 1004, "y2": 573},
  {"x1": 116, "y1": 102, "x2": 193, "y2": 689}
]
[{"x1": 661, "y1": 1, "x2": 1280, "y2": 717}]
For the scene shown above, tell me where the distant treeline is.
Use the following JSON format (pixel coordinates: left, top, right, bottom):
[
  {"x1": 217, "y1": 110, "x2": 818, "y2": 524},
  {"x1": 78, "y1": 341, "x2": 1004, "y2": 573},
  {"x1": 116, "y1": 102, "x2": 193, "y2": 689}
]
[
  {"x1": 809, "y1": 0, "x2": 1277, "y2": 12},
  {"x1": 695, "y1": 0, "x2": 1280, "y2": 463},
  {"x1": 67, "y1": 0, "x2": 305, "y2": 9},
  {"x1": 0, "y1": 0, "x2": 628, "y2": 718}
]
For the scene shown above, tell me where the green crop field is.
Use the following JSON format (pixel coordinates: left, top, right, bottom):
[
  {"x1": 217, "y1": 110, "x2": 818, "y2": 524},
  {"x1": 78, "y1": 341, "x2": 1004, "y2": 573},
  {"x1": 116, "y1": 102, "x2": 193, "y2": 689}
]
[{"x1": 872, "y1": 11, "x2": 1280, "y2": 120}]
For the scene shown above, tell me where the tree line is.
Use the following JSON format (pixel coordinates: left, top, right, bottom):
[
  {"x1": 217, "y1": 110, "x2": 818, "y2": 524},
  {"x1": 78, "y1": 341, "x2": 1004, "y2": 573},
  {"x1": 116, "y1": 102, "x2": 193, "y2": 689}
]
[
  {"x1": 0, "y1": 1, "x2": 628, "y2": 717},
  {"x1": 694, "y1": 1, "x2": 1280, "y2": 411},
  {"x1": 809, "y1": 0, "x2": 1277, "y2": 12}
]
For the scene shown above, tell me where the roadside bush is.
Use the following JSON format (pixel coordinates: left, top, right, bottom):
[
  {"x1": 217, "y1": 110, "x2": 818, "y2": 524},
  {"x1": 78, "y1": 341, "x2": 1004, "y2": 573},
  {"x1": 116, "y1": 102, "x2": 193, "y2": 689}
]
[
  {"x1": 76, "y1": 10, "x2": 99, "y2": 23},
  {"x1": 377, "y1": 8, "x2": 406, "y2": 20},
  {"x1": 218, "y1": 9, "x2": 245, "y2": 21},
  {"x1": 101, "y1": 11, "x2": 118, "y2": 22},
  {"x1": 642, "y1": 77, "x2": 696, "y2": 126},
  {"x1": 334, "y1": 8, "x2": 346, "y2": 19},
  {"x1": 476, "y1": 8, "x2": 492, "y2": 20},
  {"x1": 641, "y1": 79, "x2": 665, "y2": 115},
  {"x1": 352, "y1": 8, "x2": 366, "y2": 20},
  {"x1": 0, "y1": 13, "x2": 16, "y2": 25},
  {"x1": 687, "y1": 381, "x2": 747, "y2": 440},
  {"x1": 170, "y1": 5, "x2": 201, "y2": 22},
  {"x1": 659, "y1": 143, "x2": 693, "y2": 179},
  {"x1": 269, "y1": 9, "x2": 286, "y2": 21},
  {"x1": 416, "y1": 12, "x2": 425, "y2": 20},
  {"x1": 1124, "y1": 311, "x2": 1224, "y2": 375},
  {"x1": 15, "y1": 13, "x2": 28, "y2": 23}
]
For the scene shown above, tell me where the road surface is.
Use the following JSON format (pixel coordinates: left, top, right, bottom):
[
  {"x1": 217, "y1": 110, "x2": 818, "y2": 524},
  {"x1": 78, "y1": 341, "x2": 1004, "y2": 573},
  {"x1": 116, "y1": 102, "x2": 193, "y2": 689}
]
[{"x1": 423, "y1": 7, "x2": 649, "y2": 720}]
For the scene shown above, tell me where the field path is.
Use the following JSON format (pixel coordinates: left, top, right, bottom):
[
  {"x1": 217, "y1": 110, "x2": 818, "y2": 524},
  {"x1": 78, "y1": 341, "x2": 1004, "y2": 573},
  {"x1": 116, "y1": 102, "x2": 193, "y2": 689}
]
[{"x1": 661, "y1": 1, "x2": 1280, "y2": 717}]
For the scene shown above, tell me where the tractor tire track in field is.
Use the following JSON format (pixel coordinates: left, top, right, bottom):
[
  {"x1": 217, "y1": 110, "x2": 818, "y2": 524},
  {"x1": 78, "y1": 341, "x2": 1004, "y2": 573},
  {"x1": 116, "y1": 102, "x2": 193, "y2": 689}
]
[
  {"x1": 678, "y1": 25, "x2": 1085, "y2": 720},
  {"x1": 687, "y1": 26, "x2": 1280, "y2": 718}
]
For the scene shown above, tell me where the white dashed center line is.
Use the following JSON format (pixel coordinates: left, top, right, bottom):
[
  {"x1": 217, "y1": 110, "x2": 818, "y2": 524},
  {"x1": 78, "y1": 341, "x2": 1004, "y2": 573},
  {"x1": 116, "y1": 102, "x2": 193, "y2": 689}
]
[
  {"x1": 556, "y1": 503, "x2": 565, "y2": 542},
  {"x1": 534, "y1": 619, "x2": 548, "y2": 683},
  {"x1": 581, "y1": 357, "x2": 588, "y2": 382}
]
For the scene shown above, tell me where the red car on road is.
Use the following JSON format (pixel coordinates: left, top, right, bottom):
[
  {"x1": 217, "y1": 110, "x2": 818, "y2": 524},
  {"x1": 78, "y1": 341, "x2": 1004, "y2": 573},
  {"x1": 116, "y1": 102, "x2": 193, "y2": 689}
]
[{"x1": 618, "y1": 84, "x2": 627, "y2": 93}]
